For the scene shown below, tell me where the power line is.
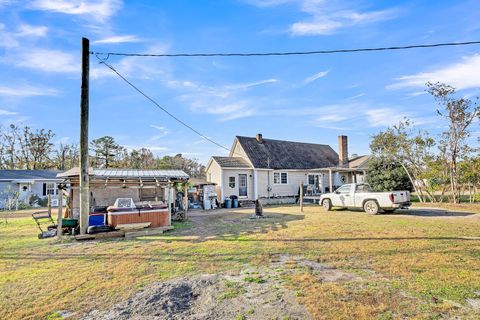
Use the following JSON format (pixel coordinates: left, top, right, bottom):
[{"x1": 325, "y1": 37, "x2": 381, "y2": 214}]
[
  {"x1": 97, "y1": 58, "x2": 234, "y2": 154},
  {"x1": 90, "y1": 40, "x2": 480, "y2": 58}
]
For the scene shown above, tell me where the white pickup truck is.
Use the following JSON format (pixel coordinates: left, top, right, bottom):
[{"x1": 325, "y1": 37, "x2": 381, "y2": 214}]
[{"x1": 319, "y1": 183, "x2": 411, "y2": 214}]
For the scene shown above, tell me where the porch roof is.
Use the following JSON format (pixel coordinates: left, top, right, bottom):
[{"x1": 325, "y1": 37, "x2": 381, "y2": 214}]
[{"x1": 307, "y1": 167, "x2": 367, "y2": 173}]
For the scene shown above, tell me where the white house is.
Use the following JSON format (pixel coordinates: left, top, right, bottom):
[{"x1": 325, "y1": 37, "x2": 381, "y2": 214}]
[
  {"x1": 0, "y1": 170, "x2": 63, "y2": 208},
  {"x1": 205, "y1": 134, "x2": 370, "y2": 204}
]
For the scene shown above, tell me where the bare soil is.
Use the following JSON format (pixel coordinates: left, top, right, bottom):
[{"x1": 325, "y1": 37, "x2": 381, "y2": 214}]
[{"x1": 81, "y1": 272, "x2": 312, "y2": 320}]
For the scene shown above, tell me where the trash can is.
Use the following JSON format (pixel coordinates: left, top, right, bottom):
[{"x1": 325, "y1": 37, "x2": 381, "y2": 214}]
[
  {"x1": 230, "y1": 195, "x2": 238, "y2": 208},
  {"x1": 224, "y1": 198, "x2": 232, "y2": 208}
]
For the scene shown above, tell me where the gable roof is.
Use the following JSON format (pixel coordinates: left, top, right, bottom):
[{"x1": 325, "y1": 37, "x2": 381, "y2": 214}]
[
  {"x1": 211, "y1": 156, "x2": 252, "y2": 168},
  {"x1": 235, "y1": 136, "x2": 339, "y2": 170},
  {"x1": 0, "y1": 170, "x2": 61, "y2": 181},
  {"x1": 348, "y1": 155, "x2": 371, "y2": 169}
]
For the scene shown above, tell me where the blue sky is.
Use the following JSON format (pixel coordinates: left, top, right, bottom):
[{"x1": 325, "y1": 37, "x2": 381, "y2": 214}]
[{"x1": 1, "y1": 0, "x2": 480, "y2": 164}]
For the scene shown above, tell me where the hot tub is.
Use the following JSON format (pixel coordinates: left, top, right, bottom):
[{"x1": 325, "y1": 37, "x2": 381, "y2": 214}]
[{"x1": 107, "y1": 198, "x2": 169, "y2": 228}]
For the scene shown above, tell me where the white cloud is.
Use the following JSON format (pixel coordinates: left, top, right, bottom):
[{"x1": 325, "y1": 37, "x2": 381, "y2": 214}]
[
  {"x1": 0, "y1": 84, "x2": 60, "y2": 96},
  {"x1": 388, "y1": 54, "x2": 480, "y2": 90},
  {"x1": 225, "y1": 78, "x2": 278, "y2": 90},
  {"x1": 30, "y1": 0, "x2": 122, "y2": 22},
  {"x1": 92, "y1": 35, "x2": 143, "y2": 44},
  {"x1": 91, "y1": 43, "x2": 171, "y2": 79},
  {"x1": 149, "y1": 125, "x2": 169, "y2": 140},
  {"x1": 348, "y1": 93, "x2": 366, "y2": 99},
  {"x1": 248, "y1": 0, "x2": 398, "y2": 36},
  {"x1": 195, "y1": 101, "x2": 257, "y2": 121},
  {"x1": 0, "y1": 23, "x2": 19, "y2": 47},
  {"x1": 16, "y1": 24, "x2": 48, "y2": 37},
  {"x1": 0, "y1": 109, "x2": 18, "y2": 115},
  {"x1": 8, "y1": 48, "x2": 78, "y2": 73},
  {"x1": 364, "y1": 108, "x2": 408, "y2": 127},
  {"x1": 303, "y1": 69, "x2": 329, "y2": 84},
  {"x1": 365, "y1": 108, "x2": 436, "y2": 128}
]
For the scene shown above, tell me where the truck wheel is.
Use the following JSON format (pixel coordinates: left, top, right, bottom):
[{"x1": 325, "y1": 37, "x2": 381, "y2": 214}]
[
  {"x1": 322, "y1": 199, "x2": 332, "y2": 211},
  {"x1": 364, "y1": 200, "x2": 379, "y2": 215}
]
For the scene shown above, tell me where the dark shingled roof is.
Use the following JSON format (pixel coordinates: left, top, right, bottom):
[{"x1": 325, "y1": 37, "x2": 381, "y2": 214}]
[
  {"x1": 0, "y1": 170, "x2": 61, "y2": 180},
  {"x1": 348, "y1": 155, "x2": 371, "y2": 169},
  {"x1": 236, "y1": 136, "x2": 339, "y2": 169},
  {"x1": 212, "y1": 156, "x2": 252, "y2": 168}
]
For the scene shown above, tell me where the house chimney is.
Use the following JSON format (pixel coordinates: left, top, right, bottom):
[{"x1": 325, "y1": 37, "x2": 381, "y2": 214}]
[
  {"x1": 338, "y1": 135, "x2": 348, "y2": 167},
  {"x1": 256, "y1": 133, "x2": 263, "y2": 143}
]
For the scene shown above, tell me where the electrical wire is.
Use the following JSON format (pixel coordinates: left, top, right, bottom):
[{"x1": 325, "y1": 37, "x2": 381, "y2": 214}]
[
  {"x1": 90, "y1": 40, "x2": 480, "y2": 58},
  {"x1": 97, "y1": 59, "x2": 234, "y2": 154}
]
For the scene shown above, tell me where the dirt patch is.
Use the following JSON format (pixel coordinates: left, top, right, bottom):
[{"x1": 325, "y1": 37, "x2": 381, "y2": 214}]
[
  {"x1": 82, "y1": 273, "x2": 311, "y2": 320},
  {"x1": 269, "y1": 254, "x2": 361, "y2": 283},
  {"x1": 81, "y1": 253, "x2": 363, "y2": 320}
]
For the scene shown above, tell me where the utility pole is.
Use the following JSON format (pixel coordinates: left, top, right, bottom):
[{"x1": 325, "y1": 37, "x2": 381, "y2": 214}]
[{"x1": 79, "y1": 37, "x2": 90, "y2": 234}]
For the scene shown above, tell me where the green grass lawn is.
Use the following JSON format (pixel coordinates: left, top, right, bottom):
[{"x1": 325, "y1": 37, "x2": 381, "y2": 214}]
[{"x1": 1, "y1": 205, "x2": 479, "y2": 319}]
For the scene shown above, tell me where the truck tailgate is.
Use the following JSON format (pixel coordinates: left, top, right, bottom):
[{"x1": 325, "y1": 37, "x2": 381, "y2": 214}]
[{"x1": 392, "y1": 191, "x2": 409, "y2": 203}]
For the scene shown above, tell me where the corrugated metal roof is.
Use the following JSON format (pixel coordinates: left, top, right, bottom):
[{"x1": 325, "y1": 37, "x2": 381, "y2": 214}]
[
  {"x1": 58, "y1": 167, "x2": 189, "y2": 179},
  {"x1": 0, "y1": 170, "x2": 62, "y2": 180},
  {"x1": 212, "y1": 156, "x2": 252, "y2": 168}
]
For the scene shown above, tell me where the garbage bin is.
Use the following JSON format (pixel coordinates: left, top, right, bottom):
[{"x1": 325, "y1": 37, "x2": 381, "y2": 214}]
[
  {"x1": 230, "y1": 195, "x2": 239, "y2": 208},
  {"x1": 224, "y1": 198, "x2": 232, "y2": 208}
]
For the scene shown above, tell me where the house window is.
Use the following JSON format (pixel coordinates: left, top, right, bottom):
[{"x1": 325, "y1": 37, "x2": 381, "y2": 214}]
[
  {"x1": 229, "y1": 176, "x2": 235, "y2": 188},
  {"x1": 273, "y1": 172, "x2": 288, "y2": 185},
  {"x1": 308, "y1": 175, "x2": 315, "y2": 185},
  {"x1": 46, "y1": 183, "x2": 57, "y2": 195}
]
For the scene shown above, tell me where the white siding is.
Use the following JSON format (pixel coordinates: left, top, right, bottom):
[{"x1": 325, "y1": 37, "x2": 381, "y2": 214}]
[
  {"x1": 230, "y1": 140, "x2": 254, "y2": 166},
  {"x1": 256, "y1": 170, "x2": 319, "y2": 198},
  {"x1": 222, "y1": 168, "x2": 254, "y2": 200}
]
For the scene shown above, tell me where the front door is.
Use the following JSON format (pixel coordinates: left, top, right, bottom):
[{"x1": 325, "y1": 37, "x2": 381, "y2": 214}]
[{"x1": 239, "y1": 174, "x2": 247, "y2": 197}]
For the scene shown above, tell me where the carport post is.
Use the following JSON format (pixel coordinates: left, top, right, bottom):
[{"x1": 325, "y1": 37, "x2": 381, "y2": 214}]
[
  {"x1": 167, "y1": 184, "x2": 172, "y2": 226},
  {"x1": 184, "y1": 182, "x2": 188, "y2": 219},
  {"x1": 57, "y1": 185, "x2": 63, "y2": 238}
]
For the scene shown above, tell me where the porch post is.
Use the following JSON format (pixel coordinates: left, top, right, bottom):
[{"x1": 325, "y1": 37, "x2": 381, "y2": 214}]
[
  {"x1": 329, "y1": 169, "x2": 333, "y2": 192},
  {"x1": 253, "y1": 170, "x2": 258, "y2": 200}
]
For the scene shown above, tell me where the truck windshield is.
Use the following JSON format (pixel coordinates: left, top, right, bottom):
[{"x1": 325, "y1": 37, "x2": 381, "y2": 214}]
[{"x1": 355, "y1": 184, "x2": 372, "y2": 193}]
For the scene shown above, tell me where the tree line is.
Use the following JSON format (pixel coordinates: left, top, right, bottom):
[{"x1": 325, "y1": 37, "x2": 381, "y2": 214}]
[
  {"x1": 0, "y1": 128, "x2": 206, "y2": 178},
  {"x1": 368, "y1": 82, "x2": 480, "y2": 204}
]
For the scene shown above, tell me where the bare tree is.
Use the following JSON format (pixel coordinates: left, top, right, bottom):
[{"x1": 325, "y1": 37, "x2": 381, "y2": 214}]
[
  {"x1": 28, "y1": 128, "x2": 55, "y2": 169},
  {"x1": 427, "y1": 82, "x2": 480, "y2": 203}
]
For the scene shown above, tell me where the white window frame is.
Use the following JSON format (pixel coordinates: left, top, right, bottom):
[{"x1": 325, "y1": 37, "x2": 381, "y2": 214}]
[
  {"x1": 273, "y1": 172, "x2": 288, "y2": 185},
  {"x1": 46, "y1": 182, "x2": 57, "y2": 195},
  {"x1": 228, "y1": 176, "x2": 236, "y2": 188}
]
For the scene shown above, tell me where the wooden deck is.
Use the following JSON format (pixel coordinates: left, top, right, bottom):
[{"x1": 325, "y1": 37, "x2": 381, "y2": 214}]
[{"x1": 74, "y1": 226, "x2": 174, "y2": 241}]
